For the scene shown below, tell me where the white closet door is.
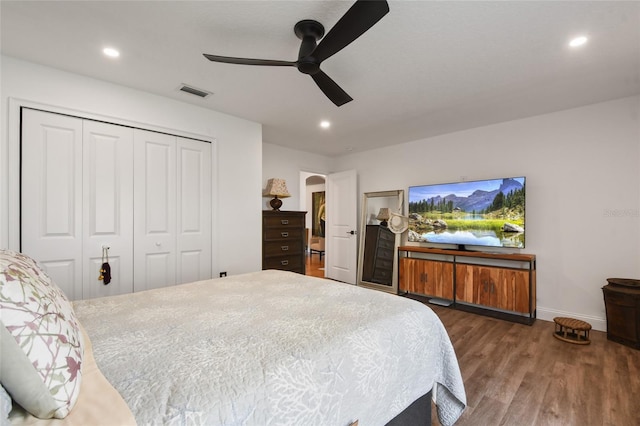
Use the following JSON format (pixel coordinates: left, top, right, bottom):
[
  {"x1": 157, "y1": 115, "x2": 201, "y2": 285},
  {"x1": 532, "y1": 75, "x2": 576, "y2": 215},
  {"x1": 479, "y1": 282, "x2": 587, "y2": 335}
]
[
  {"x1": 133, "y1": 129, "x2": 177, "y2": 291},
  {"x1": 176, "y1": 137, "x2": 212, "y2": 284},
  {"x1": 21, "y1": 109, "x2": 83, "y2": 300},
  {"x1": 82, "y1": 121, "x2": 134, "y2": 298}
]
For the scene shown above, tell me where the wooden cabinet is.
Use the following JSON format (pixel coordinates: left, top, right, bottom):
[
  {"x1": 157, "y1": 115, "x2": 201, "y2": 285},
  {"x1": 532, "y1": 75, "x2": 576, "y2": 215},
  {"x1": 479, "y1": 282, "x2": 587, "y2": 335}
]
[
  {"x1": 455, "y1": 264, "x2": 531, "y2": 314},
  {"x1": 399, "y1": 258, "x2": 453, "y2": 300},
  {"x1": 262, "y1": 211, "x2": 306, "y2": 275},
  {"x1": 602, "y1": 278, "x2": 640, "y2": 349},
  {"x1": 362, "y1": 225, "x2": 395, "y2": 286},
  {"x1": 398, "y1": 246, "x2": 536, "y2": 324}
]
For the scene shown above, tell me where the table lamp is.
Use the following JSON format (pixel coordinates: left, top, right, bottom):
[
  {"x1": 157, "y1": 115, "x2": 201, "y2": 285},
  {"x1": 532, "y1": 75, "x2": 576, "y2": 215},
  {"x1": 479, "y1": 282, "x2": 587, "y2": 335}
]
[{"x1": 264, "y1": 178, "x2": 291, "y2": 211}]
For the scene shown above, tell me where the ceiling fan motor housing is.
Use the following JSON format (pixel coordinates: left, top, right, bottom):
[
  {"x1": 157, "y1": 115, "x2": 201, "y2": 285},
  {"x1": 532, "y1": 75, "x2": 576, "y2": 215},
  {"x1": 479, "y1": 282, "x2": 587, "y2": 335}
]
[{"x1": 294, "y1": 20, "x2": 325, "y2": 75}]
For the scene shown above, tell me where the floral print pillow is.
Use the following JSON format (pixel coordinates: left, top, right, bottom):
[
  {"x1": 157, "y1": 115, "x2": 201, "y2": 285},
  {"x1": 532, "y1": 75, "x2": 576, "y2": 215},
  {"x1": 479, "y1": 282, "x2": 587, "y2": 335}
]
[{"x1": 0, "y1": 250, "x2": 84, "y2": 419}]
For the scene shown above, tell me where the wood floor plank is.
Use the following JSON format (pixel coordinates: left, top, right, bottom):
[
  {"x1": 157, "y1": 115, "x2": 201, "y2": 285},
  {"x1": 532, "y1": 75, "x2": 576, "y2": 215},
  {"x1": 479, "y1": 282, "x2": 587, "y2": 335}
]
[{"x1": 428, "y1": 305, "x2": 640, "y2": 426}]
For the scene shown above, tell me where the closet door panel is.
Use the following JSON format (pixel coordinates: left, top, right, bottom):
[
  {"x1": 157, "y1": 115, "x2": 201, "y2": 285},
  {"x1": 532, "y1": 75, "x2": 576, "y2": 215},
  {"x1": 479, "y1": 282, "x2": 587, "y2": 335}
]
[
  {"x1": 21, "y1": 109, "x2": 83, "y2": 300},
  {"x1": 134, "y1": 129, "x2": 177, "y2": 291},
  {"x1": 83, "y1": 121, "x2": 134, "y2": 299},
  {"x1": 176, "y1": 137, "x2": 212, "y2": 284}
]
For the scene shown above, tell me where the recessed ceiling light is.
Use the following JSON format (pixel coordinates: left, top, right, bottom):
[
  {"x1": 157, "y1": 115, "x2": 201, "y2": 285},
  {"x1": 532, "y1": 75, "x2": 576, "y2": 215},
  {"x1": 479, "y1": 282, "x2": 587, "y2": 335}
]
[
  {"x1": 320, "y1": 120, "x2": 331, "y2": 129},
  {"x1": 569, "y1": 36, "x2": 588, "y2": 48},
  {"x1": 103, "y1": 47, "x2": 120, "y2": 58}
]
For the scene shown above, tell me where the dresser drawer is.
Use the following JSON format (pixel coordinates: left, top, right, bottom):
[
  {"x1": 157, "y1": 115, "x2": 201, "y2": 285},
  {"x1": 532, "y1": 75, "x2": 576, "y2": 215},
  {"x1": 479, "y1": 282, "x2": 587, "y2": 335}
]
[
  {"x1": 263, "y1": 255, "x2": 303, "y2": 270},
  {"x1": 376, "y1": 247, "x2": 394, "y2": 261},
  {"x1": 264, "y1": 227, "x2": 303, "y2": 241},
  {"x1": 379, "y1": 229, "x2": 395, "y2": 243},
  {"x1": 374, "y1": 257, "x2": 393, "y2": 270},
  {"x1": 264, "y1": 240, "x2": 303, "y2": 257},
  {"x1": 372, "y1": 267, "x2": 393, "y2": 284},
  {"x1": 263, "y1": 215, "x2": 305, "y2": 229}
]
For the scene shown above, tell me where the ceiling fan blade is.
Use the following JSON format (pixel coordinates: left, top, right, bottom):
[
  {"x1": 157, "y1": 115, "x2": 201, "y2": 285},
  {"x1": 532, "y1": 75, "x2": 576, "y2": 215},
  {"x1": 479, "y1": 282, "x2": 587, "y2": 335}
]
[
  {"x1": 312, "y1": 0, "x2": 389, "y2": 63},
  {"x1": 203, "y1": 53, "x2": 295, "y2": 67},
  {"x1": 311, "y1": 70, "x2": 353, "y2": 106}
]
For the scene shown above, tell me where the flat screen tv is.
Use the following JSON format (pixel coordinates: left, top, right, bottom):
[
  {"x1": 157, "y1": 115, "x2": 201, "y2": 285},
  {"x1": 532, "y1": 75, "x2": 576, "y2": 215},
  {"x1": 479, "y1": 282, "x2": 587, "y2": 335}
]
[{"x1": 408, "y1": 177, "x2": 526, "y2": 249}]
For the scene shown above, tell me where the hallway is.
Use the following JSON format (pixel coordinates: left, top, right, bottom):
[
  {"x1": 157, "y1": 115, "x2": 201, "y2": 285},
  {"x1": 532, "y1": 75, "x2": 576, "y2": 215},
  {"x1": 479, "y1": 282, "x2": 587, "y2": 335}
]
[{"x1": 305, "y1": 252, "x2": 325, "y2": 278}]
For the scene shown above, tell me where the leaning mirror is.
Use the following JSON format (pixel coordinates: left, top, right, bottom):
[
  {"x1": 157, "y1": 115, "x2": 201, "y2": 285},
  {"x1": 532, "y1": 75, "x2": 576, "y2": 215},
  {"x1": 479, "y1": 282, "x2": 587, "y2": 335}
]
[{"x1": 357, "y1": 190, "x2": 405, "y2": 294}]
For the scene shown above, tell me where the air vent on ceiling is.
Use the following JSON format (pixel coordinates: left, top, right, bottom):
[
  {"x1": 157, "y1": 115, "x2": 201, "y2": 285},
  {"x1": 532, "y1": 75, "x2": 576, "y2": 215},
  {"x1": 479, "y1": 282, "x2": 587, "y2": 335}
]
[{"x1": 178, "y1": 84, "x2": 212, "y2": 98}]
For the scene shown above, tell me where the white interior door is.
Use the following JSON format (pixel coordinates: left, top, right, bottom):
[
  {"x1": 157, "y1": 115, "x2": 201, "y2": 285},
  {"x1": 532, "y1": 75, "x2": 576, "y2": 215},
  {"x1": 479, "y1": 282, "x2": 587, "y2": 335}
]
[
  {"x1": 22, "y1": 110, "x2": 213, "y2": 298},
  {"x1": 21, "y1": 109, "x2": 83, "y2": 300},
  {"x1": 176, "y1": 137, "x2": 212, "y2": 284},
  {"x1": 325, "y1": 170, "x2": 358, "y2": 284},
  {"x1": 82, "y1": 121, "x2": 134, "y2": 298},
  {"x1": 133, "y1": 129, "x2": 177, "y2": 291}
]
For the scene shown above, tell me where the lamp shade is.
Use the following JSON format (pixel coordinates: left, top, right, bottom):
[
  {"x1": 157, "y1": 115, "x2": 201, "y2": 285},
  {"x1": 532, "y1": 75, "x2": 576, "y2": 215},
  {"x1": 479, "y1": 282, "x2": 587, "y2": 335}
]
[
  {"x1": 264, "y1": 178, "x2": 291, "y2": 211},
  {"x1": 377, "y1": 208, "x2": 391, "y2": 221},
  {"x1": 377, "y1": 208, "x2": 391, "y2": 227}
]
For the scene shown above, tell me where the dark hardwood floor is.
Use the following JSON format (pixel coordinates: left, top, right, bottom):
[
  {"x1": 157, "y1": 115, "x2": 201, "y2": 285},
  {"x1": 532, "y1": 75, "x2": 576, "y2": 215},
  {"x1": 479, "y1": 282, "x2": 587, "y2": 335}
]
[{"x1": 427, "y1": 304, "x2": 640, "y2": 426}]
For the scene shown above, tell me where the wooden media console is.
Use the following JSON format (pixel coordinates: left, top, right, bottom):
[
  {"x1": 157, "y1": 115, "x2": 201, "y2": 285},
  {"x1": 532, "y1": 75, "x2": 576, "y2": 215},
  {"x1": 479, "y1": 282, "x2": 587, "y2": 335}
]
[{"x1": 398, "y1": 246, "x2": 536, "y2": 324}]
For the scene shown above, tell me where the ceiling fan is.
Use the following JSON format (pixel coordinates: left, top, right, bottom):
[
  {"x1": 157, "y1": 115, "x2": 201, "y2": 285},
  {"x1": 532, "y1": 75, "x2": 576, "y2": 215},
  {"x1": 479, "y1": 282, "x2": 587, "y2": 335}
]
[{"x1": 203, "y1": 0, "x2": 390, "y2": 107}]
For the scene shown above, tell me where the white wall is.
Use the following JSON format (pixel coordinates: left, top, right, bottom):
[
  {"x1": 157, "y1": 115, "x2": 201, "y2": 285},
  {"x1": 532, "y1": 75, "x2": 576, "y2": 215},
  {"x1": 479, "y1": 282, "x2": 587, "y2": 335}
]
[
  {"x1": 262, "y1": 142, "x2": 332, "y2": 211},
  {"x1": 0, "y1": 56, "x2": 263, "y2": 276},
  {"x1": 334, "y1": 95, "x2": 640, "y2": 330}
]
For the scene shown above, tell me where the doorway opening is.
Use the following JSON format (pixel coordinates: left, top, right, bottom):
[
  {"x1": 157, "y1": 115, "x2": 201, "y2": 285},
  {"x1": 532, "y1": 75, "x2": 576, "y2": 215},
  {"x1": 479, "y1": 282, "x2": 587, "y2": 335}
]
[{"x1": 300, "y1": 172, "x2": 326, "y2": 277}]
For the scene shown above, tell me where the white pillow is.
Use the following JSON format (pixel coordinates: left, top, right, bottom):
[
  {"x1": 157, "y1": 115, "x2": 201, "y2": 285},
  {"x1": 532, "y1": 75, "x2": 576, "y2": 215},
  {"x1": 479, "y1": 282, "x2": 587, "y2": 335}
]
[{"x1": 0, "y1": 250, "x2": 84, "y2": 419}]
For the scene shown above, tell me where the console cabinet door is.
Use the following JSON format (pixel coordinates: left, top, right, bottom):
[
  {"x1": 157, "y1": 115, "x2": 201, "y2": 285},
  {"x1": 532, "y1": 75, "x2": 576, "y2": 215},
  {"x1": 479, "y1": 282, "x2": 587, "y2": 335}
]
[
  {"x1": 512, "y1": 269, "x2": 532, "y2": 314},
  {"x1": 399, "y1": 258, "x2": 453, "y2": 299},
  {"x1": 456, "y1": 265, "x2": 505, "y2": 309},
  {"x1": 456, "y1": 265, "x2": 530, "y2": 313}
]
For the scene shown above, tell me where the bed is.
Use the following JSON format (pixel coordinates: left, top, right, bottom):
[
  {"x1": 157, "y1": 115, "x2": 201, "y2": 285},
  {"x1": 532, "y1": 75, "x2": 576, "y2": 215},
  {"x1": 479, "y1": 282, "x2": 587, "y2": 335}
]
[{"x1": 1, "y1": 250, "x2": 466, "y2": 426}]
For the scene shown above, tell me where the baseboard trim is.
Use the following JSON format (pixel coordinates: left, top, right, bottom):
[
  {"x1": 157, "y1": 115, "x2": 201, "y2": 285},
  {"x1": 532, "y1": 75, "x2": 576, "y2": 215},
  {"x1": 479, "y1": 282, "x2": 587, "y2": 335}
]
[{"x1": 537, "y1": 307, "x2": 606, "y2": 332}]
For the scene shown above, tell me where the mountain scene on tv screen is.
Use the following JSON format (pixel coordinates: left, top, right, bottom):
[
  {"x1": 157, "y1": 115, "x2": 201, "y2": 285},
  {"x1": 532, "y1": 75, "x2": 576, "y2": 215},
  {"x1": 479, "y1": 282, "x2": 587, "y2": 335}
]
[{"x1": 408, "y1": 178, "x2": 525, "y2": 248}]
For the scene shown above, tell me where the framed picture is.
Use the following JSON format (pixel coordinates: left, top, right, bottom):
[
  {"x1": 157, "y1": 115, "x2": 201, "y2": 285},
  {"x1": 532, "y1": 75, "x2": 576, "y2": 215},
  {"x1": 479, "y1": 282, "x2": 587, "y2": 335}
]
[{"x1": 312, "y1": 191, "x2": 326, "y2": 237}]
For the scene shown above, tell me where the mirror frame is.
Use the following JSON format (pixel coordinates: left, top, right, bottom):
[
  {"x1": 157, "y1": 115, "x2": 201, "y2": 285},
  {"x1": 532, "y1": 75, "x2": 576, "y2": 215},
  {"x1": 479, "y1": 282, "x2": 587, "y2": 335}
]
[{"x1": 357, "y1": 189, "x2": 405, "y2": 294}]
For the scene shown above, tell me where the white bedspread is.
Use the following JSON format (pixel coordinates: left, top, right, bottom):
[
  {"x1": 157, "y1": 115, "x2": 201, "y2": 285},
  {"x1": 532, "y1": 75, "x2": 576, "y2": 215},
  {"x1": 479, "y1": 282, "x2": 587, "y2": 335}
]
[{"x1": 74, "y1": 270, "x2": 465, "y2": 426}]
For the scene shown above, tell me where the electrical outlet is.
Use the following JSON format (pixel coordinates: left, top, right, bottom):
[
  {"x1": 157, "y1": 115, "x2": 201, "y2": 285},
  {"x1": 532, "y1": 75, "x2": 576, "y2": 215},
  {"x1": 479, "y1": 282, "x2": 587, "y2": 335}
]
[{"x1": 219, "y1": 272, "x2": 227, "y2": 277}]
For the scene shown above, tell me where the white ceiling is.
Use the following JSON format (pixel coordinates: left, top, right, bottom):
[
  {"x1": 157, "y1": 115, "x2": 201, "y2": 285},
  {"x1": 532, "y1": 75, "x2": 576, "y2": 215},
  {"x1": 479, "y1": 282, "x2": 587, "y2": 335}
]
[{"x1": 1, "y1": 1, "x2": 638, "y2": 157}]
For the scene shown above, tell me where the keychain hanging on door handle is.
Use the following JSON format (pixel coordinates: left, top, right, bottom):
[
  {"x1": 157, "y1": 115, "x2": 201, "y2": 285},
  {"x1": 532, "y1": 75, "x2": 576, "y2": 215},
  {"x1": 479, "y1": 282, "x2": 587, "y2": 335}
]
[{"x1": 99, "y1": 246, "x2": 111, "y2": 285}]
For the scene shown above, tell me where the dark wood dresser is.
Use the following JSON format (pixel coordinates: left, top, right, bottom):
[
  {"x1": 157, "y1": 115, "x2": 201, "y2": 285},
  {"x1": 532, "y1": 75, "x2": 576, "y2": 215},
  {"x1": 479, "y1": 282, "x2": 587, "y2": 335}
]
[
  {"x1": 602, "y1": 278, "x2": 640, "y2": 349},
  {"x1": 362, "y1": 225, "x2": 395, "y2": 286},
  {"x1": 262, "y1": 210, "x2": 307, "y2": 275}
]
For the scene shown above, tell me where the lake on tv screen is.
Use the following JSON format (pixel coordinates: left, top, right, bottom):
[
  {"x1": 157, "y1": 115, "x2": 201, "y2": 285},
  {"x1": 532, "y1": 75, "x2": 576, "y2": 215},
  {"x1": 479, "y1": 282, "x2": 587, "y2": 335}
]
[{"x1": 415, "y1": 229, "x2": 524, "y2": 248}]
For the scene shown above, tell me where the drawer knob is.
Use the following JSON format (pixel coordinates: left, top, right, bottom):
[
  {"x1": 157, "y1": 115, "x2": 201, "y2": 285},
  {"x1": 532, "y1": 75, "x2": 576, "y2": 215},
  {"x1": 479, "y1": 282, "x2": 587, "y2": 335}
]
[
  {"x1": 281, "y1": 260, "x2": 289, "y2": 266},
  {"x1": 281, "y1": 232, "x2": 289, "y2": 237},
  {"x1": 281, "y1": 219, "x2": 289, "y2": 225},
  {"x1": 281, "y1": 246, "x2": 289, "y2": 251}
]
